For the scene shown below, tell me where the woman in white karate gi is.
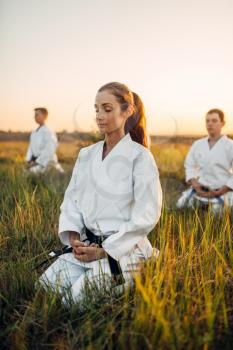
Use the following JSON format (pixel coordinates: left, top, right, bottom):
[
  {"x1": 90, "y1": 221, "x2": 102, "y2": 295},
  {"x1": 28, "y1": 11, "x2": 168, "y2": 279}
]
[
  {"x1": 177, "y1": 109, "x2": 233, "y2": 213},
  {"x1": 26, "y1": 107, "x2": 64, "y2": 174},
  {"x1": 39, "y1": 82, "x2": 162, "y2": 303}
]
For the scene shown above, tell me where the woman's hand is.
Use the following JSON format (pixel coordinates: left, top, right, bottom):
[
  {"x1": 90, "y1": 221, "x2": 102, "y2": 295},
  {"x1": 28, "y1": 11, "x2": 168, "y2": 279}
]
[
  {"x1": 73, "y1": 246, "x2": 107, "y2": 262},
  {"x1": 69, "y1": 232, "x2": 107, "y2": 262},
  {"x1": 69, "y1": 231, "x2": 88, "y2": 257}
]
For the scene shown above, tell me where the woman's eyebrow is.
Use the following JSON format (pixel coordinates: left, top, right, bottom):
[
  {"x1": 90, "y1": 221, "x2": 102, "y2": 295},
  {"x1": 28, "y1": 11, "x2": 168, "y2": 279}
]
[
  {"x1": 102, "y1": 103, "x2": 113, "y2": 107},
  {"x1": 94, "y1": 103, "x2": 113, "y2": 108}
]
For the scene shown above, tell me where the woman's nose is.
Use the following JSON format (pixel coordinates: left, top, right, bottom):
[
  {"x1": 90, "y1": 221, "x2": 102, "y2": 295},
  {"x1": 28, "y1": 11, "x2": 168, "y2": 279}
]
[{"x1": 96, "y1": 112, "x2": 104, "y2": 120}]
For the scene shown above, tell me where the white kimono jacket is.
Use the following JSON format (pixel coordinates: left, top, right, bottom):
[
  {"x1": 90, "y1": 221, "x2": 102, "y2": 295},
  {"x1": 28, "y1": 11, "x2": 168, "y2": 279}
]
[
  {"x1": 177, "y1": 135, "x2": 233, "y2": 210},
  {"x1": 58, "y1": 132, "x2": 162, "y2": 262},
  {"x1": 185, "y1": 135, "x2": 233, "y2": 190},
  {"x1": 26, "y1": 124, "x2": 63, "y2": 173}
]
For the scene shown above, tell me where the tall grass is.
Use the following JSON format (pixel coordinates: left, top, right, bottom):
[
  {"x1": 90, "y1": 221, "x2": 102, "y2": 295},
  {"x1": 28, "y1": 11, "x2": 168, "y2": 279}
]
[{"x1": 0, "y1": 142, "x2": 233, "y2": 349}]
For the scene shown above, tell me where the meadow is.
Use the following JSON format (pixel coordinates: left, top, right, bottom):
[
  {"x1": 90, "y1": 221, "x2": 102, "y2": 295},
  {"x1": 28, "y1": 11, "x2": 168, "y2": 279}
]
[{"x1": 0, "y1": 139, "x2": 233, "y2": 350}]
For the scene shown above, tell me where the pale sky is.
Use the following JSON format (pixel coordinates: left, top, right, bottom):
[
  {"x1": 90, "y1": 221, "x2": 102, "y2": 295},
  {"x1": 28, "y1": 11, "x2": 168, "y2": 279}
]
[{"x1": 1, "y1": 0, "x2": 233, "y2": 135}]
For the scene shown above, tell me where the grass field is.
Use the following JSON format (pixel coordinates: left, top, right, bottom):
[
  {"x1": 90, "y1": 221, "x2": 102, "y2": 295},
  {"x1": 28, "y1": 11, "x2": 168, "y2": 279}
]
[{"x1": 0, "y1": 141, "x2": 233, "y2": 350}]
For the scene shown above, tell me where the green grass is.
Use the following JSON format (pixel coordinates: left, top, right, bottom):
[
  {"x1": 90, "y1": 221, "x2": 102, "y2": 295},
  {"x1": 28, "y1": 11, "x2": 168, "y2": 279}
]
[{"x1": 0, "y1": 143, "x2": 233, "y2": 349}]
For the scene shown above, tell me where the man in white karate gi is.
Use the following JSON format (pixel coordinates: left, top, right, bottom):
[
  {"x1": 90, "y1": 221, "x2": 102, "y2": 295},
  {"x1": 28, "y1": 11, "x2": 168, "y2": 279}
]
[
  {"x1": 177, "y1": 108, "x2": 233, "y2": 214},
  {"x1": 25, "y1": 107, "x2": 64, "y2": 174}
]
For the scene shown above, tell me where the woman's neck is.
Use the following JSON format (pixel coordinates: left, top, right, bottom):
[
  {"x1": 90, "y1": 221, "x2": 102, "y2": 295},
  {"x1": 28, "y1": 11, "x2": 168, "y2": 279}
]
[{"x1": 104, "y1": 129, "x2": 126, "y2": 151}]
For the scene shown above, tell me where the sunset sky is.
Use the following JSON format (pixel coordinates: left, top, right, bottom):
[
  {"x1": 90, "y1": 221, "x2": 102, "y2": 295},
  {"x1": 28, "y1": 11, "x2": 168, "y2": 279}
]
[{"x1": 1, "y1": 0, "x2": 233, "y2": 135}]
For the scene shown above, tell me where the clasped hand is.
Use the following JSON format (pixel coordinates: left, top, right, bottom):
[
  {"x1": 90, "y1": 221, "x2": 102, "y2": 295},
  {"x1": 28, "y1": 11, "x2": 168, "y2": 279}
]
[
  {"x1": 191, "y1": 180, "x2": 229, "y2": 198},
  {"x1": 70, "y1": 236, "x2": 106, "y2": 262}
]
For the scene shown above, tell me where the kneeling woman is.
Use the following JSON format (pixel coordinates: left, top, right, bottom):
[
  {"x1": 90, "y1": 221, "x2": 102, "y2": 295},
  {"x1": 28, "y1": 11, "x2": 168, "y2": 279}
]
[{"x1": 40, "y1": 82, "x2": 162, "y2": 303}]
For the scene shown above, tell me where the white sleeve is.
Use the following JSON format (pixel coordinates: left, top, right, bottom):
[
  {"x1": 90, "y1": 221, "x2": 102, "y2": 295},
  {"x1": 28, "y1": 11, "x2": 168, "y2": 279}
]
[
  {"x1": 25, "y1": 136, "x2": 33, "y2": 162},
  {"x1": 184, "y1": 143, "x2": 200, "y2": 183},
  {"x1": 58, "y1": 149, "x2": 86, "y2": 245},
  {"x1": 36, "y1": 130, "x2": 58, "y2": 167},
  {"x1": 226, "y1": 142, "x2": 233, "y2": 190},
  {"x1": 102, "y1": 150, "x2": 162, "y2": 261}
]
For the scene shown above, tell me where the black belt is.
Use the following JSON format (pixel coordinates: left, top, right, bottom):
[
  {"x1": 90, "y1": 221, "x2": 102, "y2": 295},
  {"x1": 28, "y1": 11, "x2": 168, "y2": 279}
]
[
  {"x1": 29, "y1": 155, "x2": 37, "y2": 162},
  {"x1": 84, "y1": 227, "x2": 123, "y2": 281},
  {"x1": 34, "y1": 227, "x2": 124, "y2": 283}
]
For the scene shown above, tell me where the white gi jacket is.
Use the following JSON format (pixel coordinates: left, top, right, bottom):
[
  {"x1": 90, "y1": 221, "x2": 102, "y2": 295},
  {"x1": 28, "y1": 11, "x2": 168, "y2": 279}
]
[
  {"x1": 185, "y1": 135, "x2": 233, "y2": 190},
  {"x1": 26, "y1": 124, "x2": 62, "y2": 171},
  {"x1": 58, "y1": 132, "x2": 162, "y2": 262}
]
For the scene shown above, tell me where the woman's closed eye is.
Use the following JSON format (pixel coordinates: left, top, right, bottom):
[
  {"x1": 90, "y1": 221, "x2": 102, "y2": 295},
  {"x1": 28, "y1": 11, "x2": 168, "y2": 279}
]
[{"x1": 95, "y1": 109, "x2": 112, "y2": 113}]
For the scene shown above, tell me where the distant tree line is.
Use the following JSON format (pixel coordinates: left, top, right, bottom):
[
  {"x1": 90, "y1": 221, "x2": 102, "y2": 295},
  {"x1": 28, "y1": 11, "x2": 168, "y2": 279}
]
[{"x1": 0, "y1": 130, "x2": 232, "y2": 144}]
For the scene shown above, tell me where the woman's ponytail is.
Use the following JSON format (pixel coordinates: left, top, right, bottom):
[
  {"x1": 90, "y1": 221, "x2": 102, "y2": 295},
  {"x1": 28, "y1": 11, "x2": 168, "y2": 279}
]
[{"x1": 124, "y1": 92, "x2": 149, "y2": 148}]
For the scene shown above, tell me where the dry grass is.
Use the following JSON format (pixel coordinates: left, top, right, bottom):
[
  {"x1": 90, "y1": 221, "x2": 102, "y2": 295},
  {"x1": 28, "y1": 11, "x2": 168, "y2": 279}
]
[{"x1": 0, "y1": 140, "x2": 233, "y2": 350}]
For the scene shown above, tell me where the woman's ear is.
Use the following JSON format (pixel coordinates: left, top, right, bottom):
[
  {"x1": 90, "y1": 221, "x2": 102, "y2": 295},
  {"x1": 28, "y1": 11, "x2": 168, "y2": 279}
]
[{"x1": 127, "y1": 105, "x2": 134, "y2": 117}]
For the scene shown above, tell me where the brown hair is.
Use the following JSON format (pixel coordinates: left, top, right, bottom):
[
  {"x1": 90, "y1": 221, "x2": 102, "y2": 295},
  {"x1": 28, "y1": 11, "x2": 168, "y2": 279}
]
[
  {"x1": 206, "y1": 108, "x2": 225, "y2": 123},
  {"x1": 98, "y1": 82, "x2": 149, "y2": 148},
  {"x1": 34, "y1": 107, "x2": 48, "y2": 117}
]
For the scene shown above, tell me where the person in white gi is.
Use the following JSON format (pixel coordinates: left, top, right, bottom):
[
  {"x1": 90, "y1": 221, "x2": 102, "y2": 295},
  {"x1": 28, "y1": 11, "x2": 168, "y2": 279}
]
[
  {"x1": 39, "y1": 82, "x2": 162, "y2": 304},
  {"x1": 26, "y1": 107, "x2": 64, "y2": 174},
  {"x1": 177, "y1": 109, "x2": 233, "y2": 213}
]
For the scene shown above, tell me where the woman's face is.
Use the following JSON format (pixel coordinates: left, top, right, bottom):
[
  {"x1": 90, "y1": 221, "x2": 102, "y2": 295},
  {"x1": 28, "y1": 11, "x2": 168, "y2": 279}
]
[{"x1": 95, "y1": 90, "x2": 132, "y2": 135}]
